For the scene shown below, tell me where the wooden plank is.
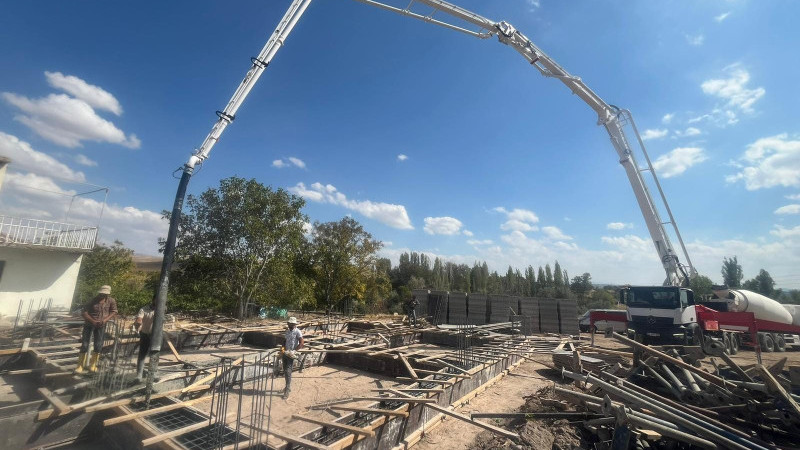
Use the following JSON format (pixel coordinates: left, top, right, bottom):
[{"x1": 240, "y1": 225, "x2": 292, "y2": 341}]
[
  {"x1": 372, "y1": 388, "x2": 445, "y2": 394},
  {"x1": 425, "y1": 403, "x2": 519, "y2": 442},
  {"x1": 757, "y1": 365, "x2": 800, "y2": 418},
  {"x1": 308, "y1": 398, "x2": 357, "y2": 410},
  {"x1": 434, "y1": 359, "x2": 471, "y2": 375},
  {"x1": 103, "y1": 395, "x2": 212, "y2": 426},
  {"x1": 351, "y1": 397, "x2": 435, "y2": 404},
  {"x1": 142, "y1": 421, "x2": 210, "y2": 447},
  {"x1": 414, "y1": 369, "x2": 470, "y2": 379},
  {"x1": 398, "y1": 354, "x2": 418, "y2": 379},
  {"x1": 240, "y1": 422, "x2": 331, "y2": 450},
  {"x1": 181, "y1": 356, "x2": 244, "y2": 393},
  {"x1": 166, "y1": 338, "x2": 183, "y2": 363},
  {"x1": 38, "y1": 387, "x2": 70, "y2": 415},
  {"x1": 329, "y1": 405, "x2": 409, "y2": 418},
  {"x1": 396, "y1": 377, "x2": 453, "y2": 385},
  {"x1": 292, "y1": 414, "x2": 375, "y2": 437},
  {"x1": 84, "y1": 384, "x2": 211, "y2": 413}
]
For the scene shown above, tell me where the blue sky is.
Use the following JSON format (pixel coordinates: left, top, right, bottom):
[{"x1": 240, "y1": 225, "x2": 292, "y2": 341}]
[{"x1": 1, "y1": 0, "x2": 799, "y2": 288}]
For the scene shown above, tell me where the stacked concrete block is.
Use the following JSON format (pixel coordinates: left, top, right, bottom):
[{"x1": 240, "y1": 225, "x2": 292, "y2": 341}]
[
  {"x1": 539, "y1": 298, "x2": 560, "y2": 333},
  {"x1": 558, "y1": 299, "x2": 579, "y2": 334},
  {"x1": 489, "y1": 294, "x2": 514, "y2": 323},
  {"x1": 518, "y1": 297, "x2": 540, "y2": 333},
  {"x1": 428, "y1": 290, "x2": 449, "y2": 325},
  {"x1": 467, "y1": 293, "x2": 488, "y2": 325},
  {"x1": 448, "y1": 292, "x2": 468, "y2": 325}
]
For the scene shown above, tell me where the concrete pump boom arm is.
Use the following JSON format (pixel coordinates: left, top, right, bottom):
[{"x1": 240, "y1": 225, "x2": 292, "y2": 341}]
[{"x1": 358, "y1": 0, "x2": 695, "y2": 285}]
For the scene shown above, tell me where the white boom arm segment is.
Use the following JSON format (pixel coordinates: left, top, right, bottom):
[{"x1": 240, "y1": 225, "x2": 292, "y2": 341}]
[{"x1": 357, "y1": 0, "x2": 696, "y2": 285}]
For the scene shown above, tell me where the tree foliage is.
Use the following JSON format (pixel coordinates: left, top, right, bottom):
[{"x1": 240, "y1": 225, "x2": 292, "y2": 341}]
[
  {"x1": 309, "y1": 217, "x2": 385, "y2": 312},
  {"x1": 721, "y1": 256, "x2": 743, "y2": 288},
  {"x1": 743, "y1": 269, "x2": 776, "y2": 297},
  {"x1": 689, "y1": 274, "x2": 714, "y2": 298},
  {"x1": 73, "y1": 241, "x2": 155, "y2": 314},
  {"x1": 169, "y1": 177, "x2": 308, "y2": 318}
]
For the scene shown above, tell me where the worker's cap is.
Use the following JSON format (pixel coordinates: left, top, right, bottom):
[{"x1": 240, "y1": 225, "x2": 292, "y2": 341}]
[
  {"x1": 97, "y1": 285, "x2": 112, "y2": 295},
  {"x1": 287, "y1": 317, "x2": 298, "y2": 324}
]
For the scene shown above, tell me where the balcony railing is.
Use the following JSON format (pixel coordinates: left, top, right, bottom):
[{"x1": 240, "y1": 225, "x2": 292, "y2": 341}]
[{"x1": 0, "y1": 215, "x2": 97, "y2": 251}]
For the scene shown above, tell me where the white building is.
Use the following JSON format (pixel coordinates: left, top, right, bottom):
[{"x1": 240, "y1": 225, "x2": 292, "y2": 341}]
[{"x1": 0, "y1": 157, "x2": 97, "y2": 322}]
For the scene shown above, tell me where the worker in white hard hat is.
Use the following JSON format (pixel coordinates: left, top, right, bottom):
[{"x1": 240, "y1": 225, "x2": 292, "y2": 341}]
[{"x1": 281, "y1": 316, "x2": 304, "y2": 399}]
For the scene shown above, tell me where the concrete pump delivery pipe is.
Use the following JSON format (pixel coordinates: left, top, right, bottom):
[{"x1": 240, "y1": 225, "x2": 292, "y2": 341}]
[{"x1": 715, "y1": 288, "x2": 794, "y2": 325}]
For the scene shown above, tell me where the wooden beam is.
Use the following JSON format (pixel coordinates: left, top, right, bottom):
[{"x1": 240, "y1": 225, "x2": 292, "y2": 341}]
[
  {"x1": 398, "y1": 354, "x2": 418, "y2": 379},
  {"x1": 38, "y1": 387, "x2": 70, "y2": 415},
  {"x1": 103, "y1": 395, "x2": 212, "y2": 426},
  {"x1": 372, "y1": 388, "x2": 444, "y2": 394},
  {"x1": 142, "y1": 421, "x2": 210, "y2": 447},
  {"x1": 414, "y1": 369, "x2": 470, "y2": 379},
  {"x1": 166, "y1": 338, "x2": 183, "y2": 363},
  {"x1": 434, "y1": 359, "x2": 471, "y2": 375},
  {"x1": 425, "y1": 403, "x2": 519, "y2": 442},
  {"x1": 329, "y1": 406, "x2": 409, "y2": 418},
  {"x1": 181, "y1": 356, "x2": 244, "y2": 393},
  {"x1": 757, "y1": 365, "x2": 800, "y2": 418},
  {"x1": 308, "y1": 398, "x2": 357, "y2": 410},
  {"x1": 240, "y1": 422, "x2": 331, "y2": 450},
  {"x1": 292, "y1": 414, "x2": 375, "y2": 437},
  {"x1": 351, "y1": 397, "x2": 435, "y2": 404},
  {"x1": 396, "y1": 377, "x2": 453, "y2": 385}
]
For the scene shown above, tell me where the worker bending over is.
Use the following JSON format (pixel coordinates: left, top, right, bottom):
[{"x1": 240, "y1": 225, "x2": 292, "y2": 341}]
[
  {"x1": 282, "y1": 317, "x2": 304, "y2": 399},
  {"x1": 76, "y1": 285, "x2": 117, "y2": 373},
  {"x1": 133, "y1": 298, "x2": 156, "y2": 381}
]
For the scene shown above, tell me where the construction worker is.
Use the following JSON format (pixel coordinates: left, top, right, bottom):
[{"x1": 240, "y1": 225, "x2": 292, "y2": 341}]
[
  {"x1": 76, "y1": 285, "x2": 117, "y2": 373},
  {"x1": 405, "y1": 295, "x2": 419, "y2": 327},
  {"x1": 281, "y1": 316, "x2": 304, "y2": 399},
  {"x1": 133, "y1": 297, "x2": 156, "y2": 381}
]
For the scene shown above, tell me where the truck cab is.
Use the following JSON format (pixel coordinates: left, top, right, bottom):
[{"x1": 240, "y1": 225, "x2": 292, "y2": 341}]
[{"x1": 619, "y1": 286, "x2": 697, "y2": 342}]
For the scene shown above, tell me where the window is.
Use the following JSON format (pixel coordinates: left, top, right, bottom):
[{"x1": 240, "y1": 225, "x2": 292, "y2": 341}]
[{"x1": 627, "y1": 287, "x2": 679, "y2": 309}]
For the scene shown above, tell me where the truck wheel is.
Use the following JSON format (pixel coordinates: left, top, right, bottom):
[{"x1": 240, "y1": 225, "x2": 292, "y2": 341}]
[
  {"x1": 730, "y1": 334, "x2": 740, "y2": 355},
  {"x1": 775, "y1": 334, "x2": 786, "y2": 352},
  {"x1": 761, "y1": 333, "x2": 775, "y2": 353},
  {"x1": 723, "y1": 333, "x2": 732, "y2": 355}
]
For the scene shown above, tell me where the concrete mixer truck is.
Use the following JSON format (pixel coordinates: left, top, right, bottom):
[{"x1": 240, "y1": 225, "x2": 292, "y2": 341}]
[{"x1": 618, "y1": 284, "x2": 800, "y2": 355}]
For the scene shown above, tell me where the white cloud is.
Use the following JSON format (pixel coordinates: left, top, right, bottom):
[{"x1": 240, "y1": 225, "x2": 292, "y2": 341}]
[
  {"x1": 493, "y1": 206, "x2": 539, "y2": 224},
  {"x1": 714, "y1": 12, "x2": 731, "y2": 23},
  {"x1": 542, "y1": 225, "x2": 572, "y2": 240},
  {"x1": 607, "y1": 222, "x2": 633, "y2": 230},
  {"x1": 288, "y1": 157, "x2": 306, "y2": 169},
  {"x1": 662, "y1": 113, "x2": 674, "y2": 124},
  {"x1": 467, "y1": 239, "x2": 493, "y2": 246},
  {"x1": 500, "y1": 219, "x2": 537, "y2": 232},
  {"x1": 0, "y1": 132, "x2": 85, "y2": 181},
  {"x1": 397, "y1": 154, "x2": 408, "y2": 161},
  {"x1": 423, "y1": 216, "x2": 464, "y2": 235},
  {"x1": 701, "y1": 66, "x2": 765, "y2": 114},
  {"x1": 0, "y1": 169, "x2": 166, "y2": 255},
  {"x1": 771, "y1": 225, "x2": 800, "y2": 239},
  {"x1": 75, "y1": 154, "x2": 97, "y2": 167},
  {"x1": 45, "y1": 71, "x2": 122, "y2": 116},
  {"x1": 2, "y1": 92, "x2": 140, "y2": 149},
  {"x1": 725, "y1": 134, "x2": 800, "y2": 190},
  {"x1": 272, "y1": 157, "x2": 305, "y2": 169},
  {"x1": 641, "y1": 128, "x2": 668, "y2": 141},
  {"x1": 525, "y1": 0, "x2": 540, "y2": 10},
  {"x1": 787, "y1": 194, "x2": 800, "y2": 201},
  {"x1": 775, "y1": 204, "x2": 800, "y2": 215},
  {"x1": 677, "y1": 127, "x2": 701, "y2": 137},
  {"x1": 289, "y1": 182, "x2": 413, "y2": 229},
  {"x1": 652, "y1": 147, "x2": 708, "y2": 178},
  {"x1": 686, "y1": 34, "x2": 705, "y2": 46},
  {"x1": 462, "y1": 229, "x2": 473, "y2": 237}
]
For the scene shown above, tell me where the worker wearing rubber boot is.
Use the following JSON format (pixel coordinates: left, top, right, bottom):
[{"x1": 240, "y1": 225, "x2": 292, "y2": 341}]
[
  {"x1": 76, "y1": 285, "x2": 117, "y2": 373},
  {"x1": 133, "y1": 298, "x2": 156, "y2": 381},
  {"x1": 281, "y1": 317, "x2": 304, "y2": 399}
]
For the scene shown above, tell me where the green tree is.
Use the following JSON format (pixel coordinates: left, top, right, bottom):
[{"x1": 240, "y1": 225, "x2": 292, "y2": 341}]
[
  {"x1": 170, "y1": 177, "x2": 308, "y2": 318},
  {"x1": 689, "y1": 274, "x2": 714, "y2": 298},
  {"x1": 73, "y1": 241, "x2": 153, "y2": 313},
  {"x1": 310, "y1": 216, "x2": 383, "y2": 311},
  {"x1": 570, "y1": 273, "x2": 593, "y2": 299},
  {"x1": 743, "y1": 269, "x2": 776, "y2": 297},
  {"x1": 721, "y1": 256, "x2": 743, "y2": 288}
]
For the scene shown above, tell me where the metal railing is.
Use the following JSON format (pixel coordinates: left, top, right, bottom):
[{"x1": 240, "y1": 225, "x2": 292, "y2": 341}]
[{"x1": 0, "y1": 215, "x2": 97, "y2": 251}]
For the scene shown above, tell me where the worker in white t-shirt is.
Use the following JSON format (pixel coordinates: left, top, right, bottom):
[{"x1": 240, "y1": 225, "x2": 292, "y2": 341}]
[{"x1": 134, "y1": 298, "x2": 156, "y2": 381}]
